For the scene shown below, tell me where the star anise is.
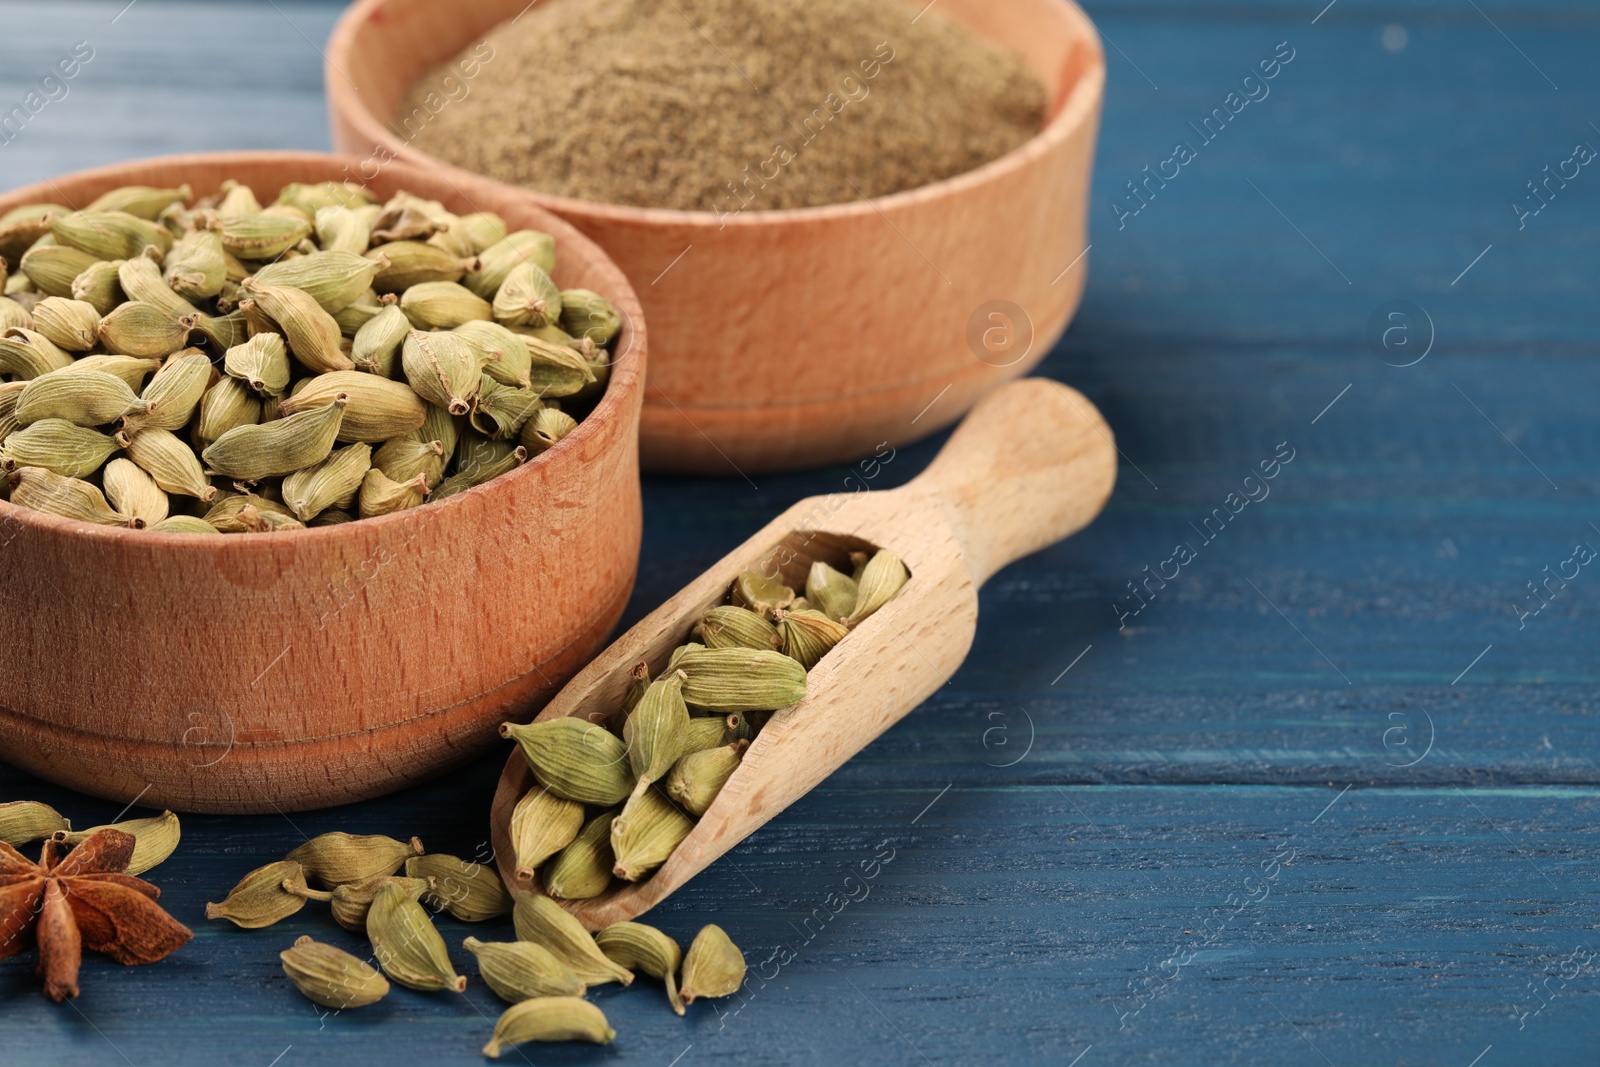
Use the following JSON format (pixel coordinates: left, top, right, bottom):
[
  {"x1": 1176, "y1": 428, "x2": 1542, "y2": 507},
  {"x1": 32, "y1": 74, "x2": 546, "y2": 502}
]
[{"x1": 0, "y1": 827, "x2": 192, "y2": 1001}]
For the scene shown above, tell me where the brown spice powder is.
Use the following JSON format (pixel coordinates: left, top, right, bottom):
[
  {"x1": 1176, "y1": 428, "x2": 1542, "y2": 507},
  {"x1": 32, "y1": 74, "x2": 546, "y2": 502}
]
[{"x1": 402, "y1": 0, "x2": 1048, "y2": 213}]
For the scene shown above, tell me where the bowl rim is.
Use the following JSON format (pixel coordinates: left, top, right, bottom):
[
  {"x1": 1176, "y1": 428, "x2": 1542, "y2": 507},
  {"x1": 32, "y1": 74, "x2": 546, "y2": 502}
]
[
  {"x1": 0, "y1": 149, "x2": 646, "y2": 548},
  {"x1": 326, "y1": 0, "x2": 1107, "y2": 230}
]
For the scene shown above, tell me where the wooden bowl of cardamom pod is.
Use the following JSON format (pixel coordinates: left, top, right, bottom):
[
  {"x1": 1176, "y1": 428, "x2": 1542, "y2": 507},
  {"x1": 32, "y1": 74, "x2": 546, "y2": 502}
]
[
  {"x1": 326, "y1": 0, "x2": 1104, "y2": 474},
  {"x1": 0, "y1": 151, "x2": 646, "y2": 814}
]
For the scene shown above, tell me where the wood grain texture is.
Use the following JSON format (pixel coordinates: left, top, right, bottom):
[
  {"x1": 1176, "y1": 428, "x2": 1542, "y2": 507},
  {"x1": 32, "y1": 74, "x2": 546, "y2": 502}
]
[
  {"x1": 3, "y1": 1, "x2": 1600, "y2": 1065},
  {"x1": 0, "y1": 152, "x2": 648, "y2": 814},
  {"x1": 325, "y1": 0, "x2": 1106, "y2": 473},
  {"x1": 490, "y1": 380, "x2": 1118, "y2": 927}
]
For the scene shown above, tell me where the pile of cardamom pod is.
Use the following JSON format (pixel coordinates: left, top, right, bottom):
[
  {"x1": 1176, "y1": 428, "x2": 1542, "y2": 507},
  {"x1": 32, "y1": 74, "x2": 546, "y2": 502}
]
[
  {"x1": 503, "y1": 548, "x2": 910, "y2": 896},
  {"x1": 0, "y1": 180, "x2": 618, "y2": 532},
  {"x1": 207, "y1": 830, "x2": 746, "y2": 1056}
]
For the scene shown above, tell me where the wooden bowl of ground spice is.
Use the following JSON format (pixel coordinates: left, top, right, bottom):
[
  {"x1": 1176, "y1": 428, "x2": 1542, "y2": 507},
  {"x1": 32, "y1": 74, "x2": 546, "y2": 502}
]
[
  {"x1": 328, "y1": 0, "x2": 1102, "y2": 474},
  {"x1": 0, "y1": 152, "x2": 646, "y2": 813}
]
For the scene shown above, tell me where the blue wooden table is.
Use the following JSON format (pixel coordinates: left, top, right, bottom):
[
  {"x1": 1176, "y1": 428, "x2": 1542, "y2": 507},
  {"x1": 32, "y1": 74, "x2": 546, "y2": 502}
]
[{"x1": 2, "y1": 1, "x2": 1597, "y2": 1064}]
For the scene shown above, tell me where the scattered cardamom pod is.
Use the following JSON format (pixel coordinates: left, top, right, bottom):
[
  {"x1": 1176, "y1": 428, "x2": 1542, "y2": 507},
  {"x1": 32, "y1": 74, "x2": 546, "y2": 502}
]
[
  {"x1": 367, "y1": 882, "x2": 467, "y2": 993},
  {"x1": 595, "y1": 921, "x2": 685, "y2": 1015},
  {"x1": 511, "y1": 894, "x2": 633, "y2": 987},
  {"x1": 63, "y1": 810, "x2": 181, "y2": 876},
  {"x1": 284, "y1": 831, "x2": 424, "y2": 889},
  {"x1": 316, "y1": 875, "x2": 431, "y2": 933},
  {"x1": 483, "y1": 997, "x2": 615, "y2": 1056},
  {"x1": 405, "y1": 854, "x2": 513, "y2": 922},
  {"x1": 463, "y1": 938, "x2": 585, "y2": 1004},
  {"x1": 0, "y1": 800, "x2": 70, "y2": 846},
  {"x1": 206, "y1": 860, "x2": 313, "y2": 928},
  {"x1": 680, "y1": 924, "x2": 746, "y2": 1005},
  {"x1": 280, "y1": 935, "x2": 390, "y2": 1009}
]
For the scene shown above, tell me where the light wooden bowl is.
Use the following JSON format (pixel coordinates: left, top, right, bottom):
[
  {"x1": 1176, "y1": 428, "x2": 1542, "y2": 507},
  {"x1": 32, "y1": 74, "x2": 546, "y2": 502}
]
[
  {"x1": 0, "y1": 152, "x2": 647, "y2": 814},
  {"x1": 327, "y1": 0, "x2": 1104, "y2": 474}
]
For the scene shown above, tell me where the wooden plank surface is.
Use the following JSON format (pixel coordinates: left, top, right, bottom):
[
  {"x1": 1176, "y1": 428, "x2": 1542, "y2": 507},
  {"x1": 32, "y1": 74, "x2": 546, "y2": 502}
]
[{"x1": 2, "y1": 1, "x2": 1598, "y2": 1064}]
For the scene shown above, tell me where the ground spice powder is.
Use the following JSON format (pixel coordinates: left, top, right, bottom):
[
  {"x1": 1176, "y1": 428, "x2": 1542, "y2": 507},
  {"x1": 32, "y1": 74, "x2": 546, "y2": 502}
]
[{"x1": 402, "y1": 0, "x2": 1048, "y2": 213}]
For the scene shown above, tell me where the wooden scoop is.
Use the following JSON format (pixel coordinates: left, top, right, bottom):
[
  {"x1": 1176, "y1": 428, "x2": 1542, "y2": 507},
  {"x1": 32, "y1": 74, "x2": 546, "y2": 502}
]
[{"x1": 490, "y1": 378, "x2": 1118, "y2": 927}]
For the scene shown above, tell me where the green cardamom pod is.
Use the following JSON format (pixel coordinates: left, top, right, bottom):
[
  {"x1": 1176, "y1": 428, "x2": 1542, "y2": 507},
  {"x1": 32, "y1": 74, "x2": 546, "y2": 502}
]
[
  {"x1": 216, "y1": 180, "x2": 263, "y2": 218},
  {"x1": 69, "y1": 354, "x2": 161, "y2": 390},
  {"x1": 700, "y1": 605, "x2": 782, "y2": 652},
  {"x1": 314, "y1": 205, "x2": 374, "y2": 256},
  {"x1": 543, "y1": 811, "x2": 617, "y2": 901},
  {"x1": 118, "y1": 253, "x2": 204, "y2": 320},
  {"x1": 0, "y1": 295, "x2": 33, "y2": 333},
  {"x1": 483, "y1": 997, "x2": 615, "y2": 1057},
  {"x1": 520, "y1": 405, "x2": 578, "y2": 456},
  {"x1": 7, "y1": 465, "x2": 132, "y2": 526},
  {"x1": 430, "y1": 442, "x2": 526, "y2": 501},
  {"x1": 239, "y1": 281, "x2": 353, "y2": 373},
  {"x1": 63, "y1": 810, "x2": 181, "y2": 876},
  {"x1": 1, "y1": 417, "x2": 116, "y2": 479},
  {"x1": 150, "y1": 514, "x2": 220, "y2": 534},
  {"x1": 163, "y1": 225, "x2": 226, "y2": 301},
  {"x1": 97, "y1": 301, "x2": 191, "y2": 358},
  {"x1": 0, "y1": 800, "x2": 70, "y2": 846},
  {"x1": 775, "y1": 607, "x2": 850, "y2": 670},
  {"x1": 511, "y1": 894, "x2": 633, "y2": 987},
  {"x1": 282, "y1": 442, "x2": 372, "y2": 522},
  {"x1": 280, "y1": 936, "x2": 390, "y2": 1009},
  {"x1": 611, "y1": 788, "x2": 695, "y2": 883},
  {"x1": 276, "y1": 180, "x2": 375, "y2": 217},
  {"x1": 501, "y1": 717, "x2": 636, "y2": 807},
  {"x1": 595, "y1": 921, "x2": 685, "y2": 1015},
  {"x1": 350, "y1": 301, "x2": 409, "y2": 376},
  {"x1": 196, "y1": 376, "x2": 262, "y2": 447},
  {"x1": 666, "y1": 740, "x2": 749, "y2": 817},
  {"x1": 203, "y1": 493, "x2": 303, "y2": 533},
  {"x1": 463, "y1": 938, "x2": 585, "y2": 1004},
  {"x1": 284, "y1": 832, "x2": 424, "y2": 889},
  {"x1": 357, "y1": 468, "x2": 428, "y2": 518},
  {"x1": 491, "y1": 260, "x2": 562, "y2": 330},
  {"x1": 470, "y1": 374, "x2": 544, "y2": 440},
  {"x1": 401, "y1": 280, "x2": 492, "y2": 330},
  {"x1": 844, "y1": 549, "x2": 910, "y2": 627},
  {"x1": 0, "y1": 327, "x2": 76, "y2": 379},
  {"x1": 19, "y1": 245, "x2": 99, "y2": 298},
  {"x1": 102, "y1": 458, "x2": 170, "y2": 526},
  {"x1": 86, "y1": 183, "x2": 191, "y2": 221},
  {"x1": 122, "y1": 425, "x2": 217, "y2": 501},
  {"x1": 667, "y1": 642, "x2": 704, "y2": 672},
  {"x1": 731, "y1": 570, "x2": 797, "y2": 617},
  {"x1": 201, "y1": 392, "x2": 347, "y2": 481},
  {"x1": 520, "y1": 336, "x2": 596, "y2": 398},
  {"x1": 367, "y1": 882, "x2": 467, "y2": 993},
  {"x1": 623, "y1": 673, "x2": 691, "y2": 797},
  {"x1": 405, "y1": 854, "x2": 514, "y2": 922},
  {"x1": 29, "y1": 297, "x2": 100, "y2": 351},
  {"x1": 313, "y1": 875, "x2": 430, "y2": 933},
  {"x1": 220, "y1": 211, "x2": 312, "y2": 260},
  {"x1": 52, "y1": 209, "x2": 173, "y2": 260},
  {"x1": 69, "y1": 258, "x2": 126, "y2": 315},
  {"x1": 450, "y1": 212, "x2": 508, "y2": 255},
  {"x1": 465, "y1": 230, "x2": 556, "y2": 299},
  {"x1": 206, "y1": 859, "x2": 312, "y2": 928},
  {"x1": 0, "y1": 380, "x2": 23, "y2": 442},
  {"x1": 368, "y1": 240, "x2": 478, "y2": 293},
  {"x1": 373, "y1": 435, "x2": 446, "y2": 489},
  {"x1": 119, "y1": 349, "x2": 212, "y2": 434},
  {"x1": 277, "y1": 371, "x2": 426, "y2": 444},
  {"x1": 223, "y1": 333, "x2": 291, "y2": 396},
  {"x1": 680, "y1": 924, "x2": 746, "y2": 1004},
  {"x1": 683, "y1": 713, "x2": 748, "y2": 754},
  {"x1": 401, "y1": 329, "x2": 481, "y2": 415},
  {"x1": 673, "y1": 648, "x2": 808, "y2": 713},
  {"x1": 509, "y1": 787, "x2": 586, "y2": 887},
  {"x1": 557, "y1": 288, "x2": 621, "y2": 346},
  {"x1": 805, "y1": 561, "x2": 859, "y2": 622},
  {"x1": 250, "y1": 250, "x2": 383, "y2": 314}
]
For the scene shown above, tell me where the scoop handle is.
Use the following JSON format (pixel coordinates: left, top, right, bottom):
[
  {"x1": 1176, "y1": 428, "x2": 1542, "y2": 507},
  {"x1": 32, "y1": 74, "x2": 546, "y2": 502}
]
[{"x1": 905, "y1": 378, "x2": 1118, "y2": 586}]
